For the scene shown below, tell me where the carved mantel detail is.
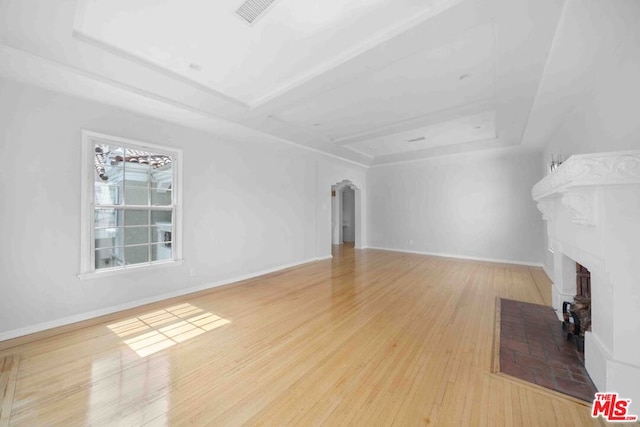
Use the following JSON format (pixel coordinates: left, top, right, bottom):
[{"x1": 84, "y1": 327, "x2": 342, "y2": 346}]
[
  {"x1": 536, "y1": 200, "x2": 555, "y2": 221},
  {"x1": 532, "y1": 151, "x2": 640, "y2": 200},
  {"x1": 532, "y1": 150, "x2": 640, "y2": 227},
  {"x1": 561, "y1": 191, "x2": 595, "y2": 226}
]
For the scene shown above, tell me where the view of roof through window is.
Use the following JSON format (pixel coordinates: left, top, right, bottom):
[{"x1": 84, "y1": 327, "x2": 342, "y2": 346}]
[{"x1": 94, "y1": 144, "x2": 172, "y2": 182}]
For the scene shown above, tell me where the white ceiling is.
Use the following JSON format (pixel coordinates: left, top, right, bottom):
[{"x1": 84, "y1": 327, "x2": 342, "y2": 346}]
[
  {"x1": 345, "y1": 111, "x2": 497, "y2": 159},
  {"x1": 0, "y1": 0, "x2": 567, "y2": 166}
]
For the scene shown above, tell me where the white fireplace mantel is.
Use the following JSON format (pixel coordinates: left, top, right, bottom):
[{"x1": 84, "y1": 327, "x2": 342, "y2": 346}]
[
  {"x1": 532, "y1": 150, "x2": 640, "y2": 413},
  {"x1": 533, "y1": 151, "x2": 640, "y2": 199}
]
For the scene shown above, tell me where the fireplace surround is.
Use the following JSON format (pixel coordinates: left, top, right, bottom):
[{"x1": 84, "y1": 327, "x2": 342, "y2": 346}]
[{"x1": 532, "y1": 150, "x2": 640, "y2": 411}]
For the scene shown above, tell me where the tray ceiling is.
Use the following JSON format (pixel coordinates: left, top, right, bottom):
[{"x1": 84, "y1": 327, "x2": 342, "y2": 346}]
[
  {"x1": 0, "y1": 0, "x2": 566, "y2": 166},
  {"x1": 73, "y1": 0, "x2": 460, "y2": 107}
]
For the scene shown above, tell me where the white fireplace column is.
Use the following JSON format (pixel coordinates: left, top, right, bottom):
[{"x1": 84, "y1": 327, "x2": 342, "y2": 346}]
[
  {"x1": 550, "y1": 249, "x2": 580, "y2": 321},
  {"x1": 532, "y1": 151, "x2": 640, "y2": 414}
]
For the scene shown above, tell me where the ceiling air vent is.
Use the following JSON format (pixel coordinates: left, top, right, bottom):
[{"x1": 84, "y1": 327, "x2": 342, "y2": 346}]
[
  {"x1": 407, "y1": 136, "x2": 426, "y2": 143},
  {"x1": 236, "y1": 0, "x2": 279, "y2": 24}
]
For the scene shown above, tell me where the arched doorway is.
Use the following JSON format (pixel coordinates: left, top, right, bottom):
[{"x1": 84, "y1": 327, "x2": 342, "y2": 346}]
[{"x1": 331, "y1": 180, "x2": 362, "y2": 248}]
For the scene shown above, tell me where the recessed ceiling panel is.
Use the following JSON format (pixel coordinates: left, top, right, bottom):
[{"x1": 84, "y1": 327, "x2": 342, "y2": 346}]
[
  {"x1": 73, "y1": 0, "x2": 460, "y2": 106},
  {"x1": 274, "y1": 23, "x2": 496, "y2": 141},
  {"x1": 345, "y1": 110, "x2": 497, "y2": 158}
]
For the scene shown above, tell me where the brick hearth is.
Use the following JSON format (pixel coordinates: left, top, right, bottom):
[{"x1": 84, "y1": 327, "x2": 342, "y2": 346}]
[{"x1": 499, "y1": 298, "x2": 597, "y2": 402}]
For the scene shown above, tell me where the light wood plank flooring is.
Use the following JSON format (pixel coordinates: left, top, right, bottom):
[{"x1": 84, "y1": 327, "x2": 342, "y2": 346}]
[{"x1": 0, "y1": 246, "x2": 602, "y2": 426}]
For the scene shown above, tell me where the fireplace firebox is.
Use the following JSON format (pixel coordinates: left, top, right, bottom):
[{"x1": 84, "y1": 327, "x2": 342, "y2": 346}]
[{"x1": 562, "y1": 263, "x2": 592, "y2": 352}]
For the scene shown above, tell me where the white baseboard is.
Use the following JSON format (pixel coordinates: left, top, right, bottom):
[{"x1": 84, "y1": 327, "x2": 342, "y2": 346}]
[
  {"x1": 364, "y1": 246, "x2": 543, "y2": 267},
  {"x1": 542, "y1": 262, "x2": 553, "y2": 281},
  {"x1": 0, "y1": 256, "x2": 326, "y2": 342}
]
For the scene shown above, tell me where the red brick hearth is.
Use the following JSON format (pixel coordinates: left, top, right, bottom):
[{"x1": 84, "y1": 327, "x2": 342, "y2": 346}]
[{"x1": 498, "y1": 298, "x2": 597, "y2": 402}]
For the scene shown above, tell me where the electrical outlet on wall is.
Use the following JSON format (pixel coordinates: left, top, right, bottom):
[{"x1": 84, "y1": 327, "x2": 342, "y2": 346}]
[
  {"x1": 189, "y1": 268, "x2": 197, "y2": 277},
  {"x1": 409, "y1": 239, "x2": 414, "y2": 246}
]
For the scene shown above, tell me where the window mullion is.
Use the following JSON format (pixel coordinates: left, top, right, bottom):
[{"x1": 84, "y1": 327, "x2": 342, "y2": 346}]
[
  {"x1": 148, "y1": 206, "x2": 152, "y2": 265},
  {"x1": 148, "y1": 158, "x2": 151, "y2": 265},
  {"x1": 121, "y1": 148, "x2": 127, "y2": 267},
  {"x1": 121, "y1": 146, "x2": 126, "y2": 206}
]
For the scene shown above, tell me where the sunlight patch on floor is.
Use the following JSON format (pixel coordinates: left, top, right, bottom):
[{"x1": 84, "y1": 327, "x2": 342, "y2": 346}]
[{"x1": 108, "y1": 303, "x2": 230, "y2": 357}]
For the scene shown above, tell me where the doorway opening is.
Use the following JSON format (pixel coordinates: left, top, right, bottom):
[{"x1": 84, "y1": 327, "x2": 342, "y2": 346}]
[{"x1": 331, "y1": 180, "x2": 361, "y2": 249}]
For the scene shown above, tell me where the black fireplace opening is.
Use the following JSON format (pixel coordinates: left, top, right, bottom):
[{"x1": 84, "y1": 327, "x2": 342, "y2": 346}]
[{"x1": 562, "y1": 263, "x2": 591, "y2": 352}]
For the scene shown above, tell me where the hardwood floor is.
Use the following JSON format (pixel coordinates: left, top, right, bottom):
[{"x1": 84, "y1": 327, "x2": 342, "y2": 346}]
[{"x1": 0, "y1": 246, "x2": 602, "y2": 426}]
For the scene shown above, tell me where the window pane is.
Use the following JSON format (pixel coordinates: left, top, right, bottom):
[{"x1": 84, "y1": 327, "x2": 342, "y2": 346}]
[
  {"x1": 103, "y1": 165, "x2": 124, "y2": 185},
  {"x1": 94, "y1": 164, "x2": 123, "y2": 185},
  {"x1": 95, "y1": 183, "x2": 122, "y2": 205},
  {"x1": 95, "y1": 247, "x2": 123, "y2": 269},
  {"x1": 151, "y1": 225, "x2": 172, "y2": 245},
  {"x1": 94, "y1": 208, "x2": 123, "y2": 228},
  {"x1": 125, "y1": 186, "x2": 148, "y2": 205},
  {"x1": 151, "y1": 211, "x2": 172, "y2": 225},
  {"x1": 124, "y1": 210, "x2": 148, "y2": 226},
  {"x1": 151, "y1": 188, "x2": 172, "y2": 206},
  {"x1": 125, "y1": 226, "x2": 149, "y2": 246},
  {"x1": 124, "y1": 148, "x2": 151, "y2": 187},
  {"x1": 151, "y1": 161, "x2": 172, "y2": 188},
  {"x1": 125, "y1": 245, "x2": 150, "y2": 265},
  {"x1": 94, "y1": 145, "x2": 124, "y2": 184},
  {"x1": 95, "y1": 227, "x2": 122, "y2": 249},
  {"x1": 124, "y1": 164, "x2": 150, "y2": 187},
  {"x1": 151, "y1": 243, "x2": 172, "y2": 262}
]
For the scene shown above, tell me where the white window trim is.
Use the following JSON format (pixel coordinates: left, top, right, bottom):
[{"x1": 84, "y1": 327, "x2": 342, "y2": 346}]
[{"x1": 79, "y1": 130, "x2": 183, "y2": 279}]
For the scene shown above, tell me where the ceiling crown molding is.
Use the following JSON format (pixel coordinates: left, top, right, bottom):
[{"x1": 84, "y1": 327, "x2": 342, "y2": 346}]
[{"x1": 0, "y1": 43, "x2": 370, "y2": 168}]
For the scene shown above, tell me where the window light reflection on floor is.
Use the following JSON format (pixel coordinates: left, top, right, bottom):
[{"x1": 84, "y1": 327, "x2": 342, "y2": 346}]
[{"x1": 107, "y1": 303, "x2": 230, "y2": 357}]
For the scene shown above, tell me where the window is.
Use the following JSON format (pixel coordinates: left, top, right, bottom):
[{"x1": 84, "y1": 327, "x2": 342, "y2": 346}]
[{"x1": 80, "y1": 131, "x2": 182, "y2": 276}]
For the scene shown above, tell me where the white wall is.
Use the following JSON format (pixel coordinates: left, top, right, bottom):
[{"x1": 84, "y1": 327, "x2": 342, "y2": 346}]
[
  {"x1": 331, "y1": 189, "x2": 341, "y2": 244},
  {"x1": 0, "y1": 78, "x2": 366, "y2": 338},
  {"x1": 342, "y1": 187, "x2": 355, "y2": 242},
  {"x1": 367, "y1": 148, "x2": 544, "y2": 264},
  {"x1": 539, "y1": 0, "x2": 640, "y2": 275},
  {"x1": 541, "y1": 1, "x2": 640, "y2": 161}
]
